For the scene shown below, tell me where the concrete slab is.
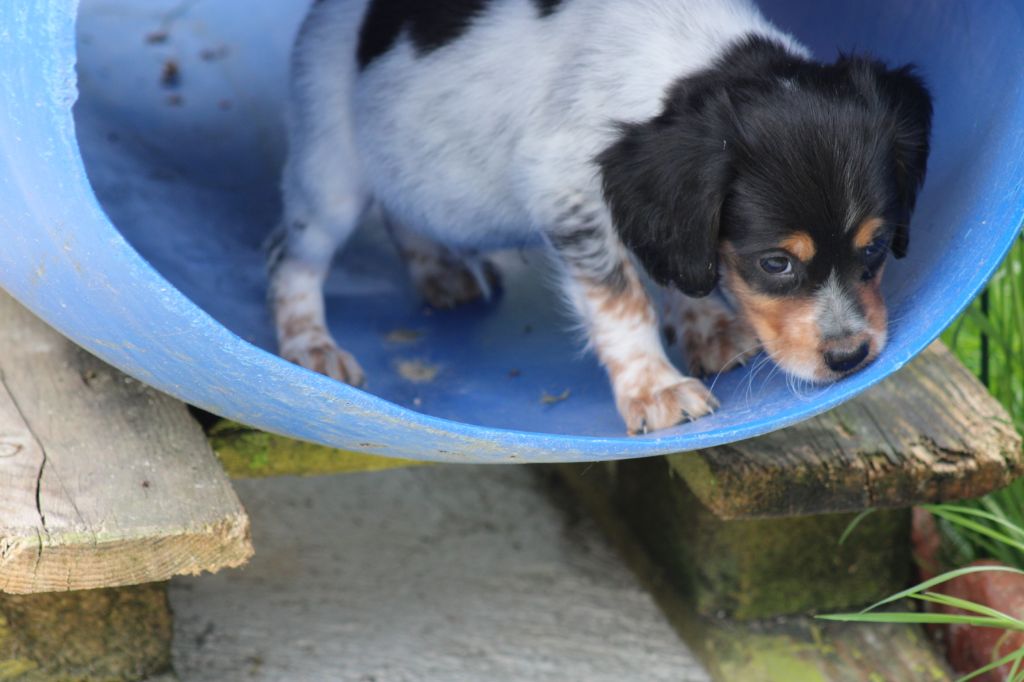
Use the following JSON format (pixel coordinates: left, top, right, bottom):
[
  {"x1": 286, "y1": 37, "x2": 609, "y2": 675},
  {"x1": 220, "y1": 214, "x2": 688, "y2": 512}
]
[{"x1": 169, "y1": 466, "x2": 709, "y2": 681}]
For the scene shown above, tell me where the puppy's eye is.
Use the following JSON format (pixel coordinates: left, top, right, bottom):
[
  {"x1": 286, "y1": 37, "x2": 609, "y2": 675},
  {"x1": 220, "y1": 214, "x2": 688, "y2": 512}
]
[
  {"x1": 861, "y1": 236, "x2": 890, "y2": 280},
  {"x1": 759, "y1": 255, "x2": 793, "y2": 275},
  {"x1": 863, "y1": 238, "x2": 888, "y2": 259}
]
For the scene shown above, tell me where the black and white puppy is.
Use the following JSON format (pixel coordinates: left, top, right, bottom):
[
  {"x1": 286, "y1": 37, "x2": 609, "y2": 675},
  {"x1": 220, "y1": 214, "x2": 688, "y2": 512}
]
[{"x1": 268, "y1": 0, "x2": 932, "y2": 434}]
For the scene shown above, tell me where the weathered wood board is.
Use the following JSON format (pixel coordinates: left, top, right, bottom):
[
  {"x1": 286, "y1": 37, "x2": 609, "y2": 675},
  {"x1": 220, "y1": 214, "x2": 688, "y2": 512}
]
[
  {"x1": 673, "y1": 343, "x2": 1022, "y2": 519},
  {"x1": 551, "y1": 464, "x2": 955, "y2": 681},
  {"x1": 608, "y1": 457, "x2": 912, "y2": 619},
  {"x1": 0, "y1": 291, "x2": 253, "y2": 594}
]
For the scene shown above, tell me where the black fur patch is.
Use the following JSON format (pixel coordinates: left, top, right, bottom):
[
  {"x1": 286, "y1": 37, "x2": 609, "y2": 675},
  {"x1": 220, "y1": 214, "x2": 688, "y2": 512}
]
[
  {"x1": 598, "y1": 35, "x2": 932, "y2": 299},
  {"x1": 357, "y1": 0, "x2": 565, "y2": 69},
  {"x1": 550, "y1": 225, "x2": 627, "y2": 293},
  {"x1": 358, "y1": 0, "x2": 488, "y2": 69},
  {"x1": 597, "y1": 92, "x2": 733, "y2": 297},
  {"x1": 264, "y1": 223, "x2": 290, "y2": 284},
  {"x1": 533, "y1": 0, "x2": 564, "y2": 17}
]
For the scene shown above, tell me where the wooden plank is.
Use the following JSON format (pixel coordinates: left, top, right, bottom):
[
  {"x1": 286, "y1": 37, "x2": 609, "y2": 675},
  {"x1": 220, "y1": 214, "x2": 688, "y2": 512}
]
[
  {"x1": 672, "y1": 343, "x2": 1023, "y2": 519},
  {"x1": 208, "y1": 420, "x2": 425, "y2": 478},
  {"x1": 549, "y1": 342, "x2": 1022, "y2": 621},
  {"x1": 551, "y1": 464, "x2": 954, "y2": 682},
  {"x1": 0, "y1": 291, "x2": 252, "y2": 594},
  {"x1": 605, "y1": 457, "x2": 911, "y2": 619}
]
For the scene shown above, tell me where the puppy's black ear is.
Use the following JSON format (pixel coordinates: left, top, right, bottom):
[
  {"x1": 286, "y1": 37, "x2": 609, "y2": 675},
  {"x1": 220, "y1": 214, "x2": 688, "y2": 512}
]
[
  {"x1": 597, "y1": 88, "x2": 734, "y2": 297},
  {"x1": 869, "y1": 63, "x2": 933, "y2": 258}
]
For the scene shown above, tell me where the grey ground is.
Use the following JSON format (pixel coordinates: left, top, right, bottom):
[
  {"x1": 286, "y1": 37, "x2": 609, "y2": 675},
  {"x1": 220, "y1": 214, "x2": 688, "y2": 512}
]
[{"x1": 169, "y1": 466, "x2": 709, "y2": 682}]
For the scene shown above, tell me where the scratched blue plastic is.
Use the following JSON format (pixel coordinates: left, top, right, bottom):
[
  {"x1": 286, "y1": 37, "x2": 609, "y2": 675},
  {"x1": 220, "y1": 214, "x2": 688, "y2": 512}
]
[{"x1": 0, "y1": 1, "x2": 1021, "y2": 462}]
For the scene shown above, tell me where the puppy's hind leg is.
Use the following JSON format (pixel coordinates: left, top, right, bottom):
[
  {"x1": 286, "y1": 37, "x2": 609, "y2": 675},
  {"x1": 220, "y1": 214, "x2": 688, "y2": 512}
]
[
  {"x1": 384, "y1": 215, "x2": 501, "y2": 309},
  {"x1": 269, "y1": 16, "x2": 369, "y2": 386},
  {"x1": 267, "y1": 205, "x2": 366, "y2": 386}
]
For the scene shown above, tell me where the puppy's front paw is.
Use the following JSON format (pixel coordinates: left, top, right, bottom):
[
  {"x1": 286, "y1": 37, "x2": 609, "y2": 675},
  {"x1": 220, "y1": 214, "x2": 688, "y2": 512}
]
[
  {"x1": 684, "y1": 315, "x2": 760, "y2": 377},
  {"x1": 281, "y1": 334, "x2": 365, "y2": 387},
  {"x1": 614, "y1": 363, "x2": 719, "y2": 434},
  {"x1": 665, "y1": 300, "x2": 761, "y2": 377}
]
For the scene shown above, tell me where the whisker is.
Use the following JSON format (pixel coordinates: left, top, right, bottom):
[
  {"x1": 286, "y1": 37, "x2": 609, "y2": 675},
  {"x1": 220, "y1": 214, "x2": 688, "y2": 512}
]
[
  {"x1": 707, "y1": 341, "x2": 763, "y2": 395},
  {"x1": 787, "y1": 372, "x2": 810, "y2": 400},
  {"x1": 757, "y1": 361, "x2": 784, "y2": 399},
  {"x1": 742, "y1": 353, "x2": 774, "y2": 406}
]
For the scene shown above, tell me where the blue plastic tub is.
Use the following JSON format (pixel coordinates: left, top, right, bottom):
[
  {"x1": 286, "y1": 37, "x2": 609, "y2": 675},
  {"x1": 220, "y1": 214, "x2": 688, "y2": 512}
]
[{"x1": 1, "y1": 1, "x2": 1021, "y2": 462}]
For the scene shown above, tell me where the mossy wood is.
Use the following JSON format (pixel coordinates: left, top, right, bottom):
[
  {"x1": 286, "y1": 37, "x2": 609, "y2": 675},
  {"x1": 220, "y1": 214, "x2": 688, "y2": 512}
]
[
  {"x1": 692, "y1": 609, "x2": 952, "y2": 681},
  {"x1": 549, "y1": 465, "x2": 954, "y2": 681},
  {"x1": 209, "y1": 420, "x2": 425, "y2": 478},
  {"x1": 553, "y1": 343, "x2": 1022, "y2": 619},
  {"x1": 560, "y1": 460, "x2": 909, "y2": 619},
  {"x1": 0, "y1": 292, "x2": 253, "y2": 594},
  {"x1": 0, "y1": 583, "x2": 173, "y2": 682},
  {"x1": 674, "y1": 343, "x2": 1022, "y2": 520}
]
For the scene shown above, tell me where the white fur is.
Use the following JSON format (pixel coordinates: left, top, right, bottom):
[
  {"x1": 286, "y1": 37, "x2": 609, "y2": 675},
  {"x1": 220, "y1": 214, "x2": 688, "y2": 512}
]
[
  {"x1": 815, "y1": 271, "x2": 866, "y2": 336},
  {"x1": 344, "y1": 0, "x2": 803, "y2": 243},
  {"x1": 273, "y1": 0, "x2": 806, "y2": 431}
]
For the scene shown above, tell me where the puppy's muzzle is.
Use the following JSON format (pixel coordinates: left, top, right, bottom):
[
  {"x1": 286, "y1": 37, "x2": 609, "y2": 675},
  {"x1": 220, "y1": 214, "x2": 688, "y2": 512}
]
[{"x1": 823, "y1": 340, "x2": 870, "y2": 374}]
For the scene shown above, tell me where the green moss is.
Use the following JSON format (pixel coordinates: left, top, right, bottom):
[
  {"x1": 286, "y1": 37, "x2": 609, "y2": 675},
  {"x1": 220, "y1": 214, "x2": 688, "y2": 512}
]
[
  {"x1": 0, "y1": 612, "x2": 37, "y2": 680},
  {"x1": 689, "y1": 604, "x2": 952, "y2": 681},
  {"x1": 666, "y1": 452, "x2": 714, "y2": 495},
  {"x1": 552, "y1": 462, "x2": 952, "y2": 681},
  {"x1": 674, "y1": 586, "x2": 954, "y2": 681},
  {"x1": 208, "y1": 420, "x2": 426, "y2": 478},
  {"x1": 716, "y1": 509, "x2": 907, "y2": 618},
  {"x1": 713, "y1": 634, "x2": 828, "y2": 682},
  {"x1": 0, "y1": 583, "x2": 171, "y2": 681},
  {"x1": 617, "y1": 457, "x2": 910, "y2": 619},
  {"x1": 0, "y1": 661, "x2": 40, "y2": 680}
]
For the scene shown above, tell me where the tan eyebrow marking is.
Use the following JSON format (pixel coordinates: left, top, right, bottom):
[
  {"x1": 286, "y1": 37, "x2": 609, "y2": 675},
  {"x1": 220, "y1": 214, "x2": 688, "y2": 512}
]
[
  {"x1": 854, "y1": 217, "x2": 886, "y2": 249},
  {"x1": 780, "y1": 231, "x2": 816, "y2": 262}
]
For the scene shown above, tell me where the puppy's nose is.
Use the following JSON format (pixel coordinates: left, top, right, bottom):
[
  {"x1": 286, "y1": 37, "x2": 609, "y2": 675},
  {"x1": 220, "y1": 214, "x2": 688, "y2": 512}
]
[{"x1": 824, "y1": 342, "x2": 870, "y2": 374}]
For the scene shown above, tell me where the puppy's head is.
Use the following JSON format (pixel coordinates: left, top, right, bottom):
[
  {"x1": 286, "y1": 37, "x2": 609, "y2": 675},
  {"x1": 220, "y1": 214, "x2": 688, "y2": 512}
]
[{"x1": 599, "y1": 36, "x2": 932, "y2": 381}]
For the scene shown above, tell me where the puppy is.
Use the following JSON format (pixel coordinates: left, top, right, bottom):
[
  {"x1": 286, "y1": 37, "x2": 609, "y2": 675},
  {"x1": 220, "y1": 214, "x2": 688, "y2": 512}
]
[{"x1": 268, "y1": 0, "x2": 932, "y2": 434}]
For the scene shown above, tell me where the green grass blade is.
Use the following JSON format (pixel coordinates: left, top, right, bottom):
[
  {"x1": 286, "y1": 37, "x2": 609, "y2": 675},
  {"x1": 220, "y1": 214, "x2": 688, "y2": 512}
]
[
  {"x1": 1007, "y1": 646, "x2": 1024, "y2": 682},
  {"x1": 927, "y1": 504, "x2": 1024, "y2": 541},
  {"x1": 979, "y1": 498, "x2": 1024, "y2": 539},
  {"x1": 946, "y1": 314, "x2": 970, "y2": 353},
  {"x1": 966, "y1": 308, "x2": 1015, "y2": 357},
  {"x1": 956, "y1": 647, "x2": 1024, "y2": 682},
  {"x1": 855, "y1": 565, "x2": 1024, "y2": 613},
  {"x1": 930, "y1": 502, "x2": 1024, "y2": 565},
  {"x1": 839, "y1": 509, "x2": 874, "y2": 545},
  {"x1": 817, "y1": 612, "x2": 1024, "y2": 629},
  {"x1": 927, "y1": 508, "x2": 1024, "y2": 556},
  {"x1": 911, "y1": 591, "x2": 1024, "y2": 626}
]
